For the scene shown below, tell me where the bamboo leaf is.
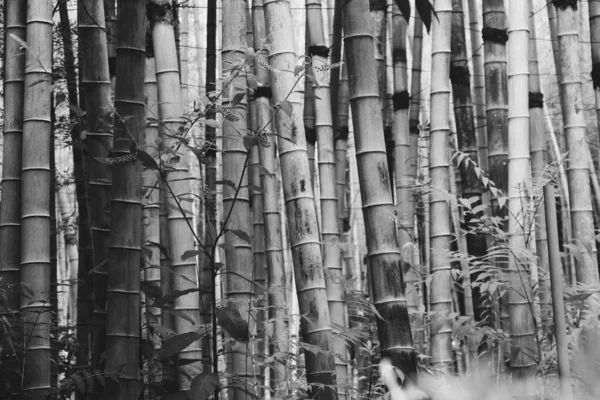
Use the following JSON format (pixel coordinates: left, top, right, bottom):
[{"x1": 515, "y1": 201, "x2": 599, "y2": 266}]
[
  {"x1": 415, "y1": 0, "x2": 436, "y2": 33},
  {"x1": 187, "y1": 372, "x2": 219, "y2": 400},
  {"x1": 243, "y1": 135, "x2": 260, "y2": 151},
  {"x1": 204, "y1": 119, "x2": 220, "y2": 129},
  {"x1": 214, "y1": 179, "x2": 236, "y2": 189},
  {"x1": 394, "y1": 0, "x2": 411, "y2": 22},
  {"x1": 279, "y1": 100, "x2": 293, "y2": 118},
  {"x1": 214, "y1": 306, "x2": 250, "y2": 343},
  {"x1": 231, "y1": 91, "x2": 246, "y2": 107},
  {"x1": 156, "y1": 332, "x2": 202, "y2": 359},
  {"x1": 152, "y1": 288, "x2": 200, "y2": 309},
  {"x1": 227, "y1": 229, "x2": 252, "y2": 244},
  {"x1": 294, "y1": 63, "x2": 304, "y2": 76},
  {"x1": 182, "y1": 249, "x2": 202, "y2": 261},
  {"x1": 137, "y1": 149, "x2": 159, "y2": 170}
]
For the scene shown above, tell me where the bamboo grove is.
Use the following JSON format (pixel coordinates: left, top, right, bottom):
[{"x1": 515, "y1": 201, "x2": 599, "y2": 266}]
[{"x1": 2, "y1": 0, "x2": 600, "y2": 399}]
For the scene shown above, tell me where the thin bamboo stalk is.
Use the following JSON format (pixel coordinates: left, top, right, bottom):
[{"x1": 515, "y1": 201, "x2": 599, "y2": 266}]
[
  {"x1": 449, "y1": 0, "x2": 478, "y2": 321},
  {"x1": 263, "y1": 1, "x2": 339, "y2": 397},
  {"x1": 543, "y1": 184, "x2": 573, "y2": 400},
  {"x1": 409, "y1": 9, "x2": 425, "y2": 354},
  {"x1": 20, "y1": 1, "x2": 53, "y2": 397},
  {"x1": 143, "y1": 46, "x2": 162, "y2": 335},
  {"x1": 180, "y1": 1, "x2": 189, "y2": 110},
  {"x1": 200, "y1": 0, "x2": 218, "y2": 375},
  {"x1": 528, "y1": 0, "x2": 551, "y2": 329},
  {"x1": 104, "y1": 0, "x2": 117, "y2": 78}
]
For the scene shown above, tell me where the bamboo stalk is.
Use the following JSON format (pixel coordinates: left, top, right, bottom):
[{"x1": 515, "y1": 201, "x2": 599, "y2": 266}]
[
  {"x1": 263, "y1": 1, "x2": 339, "y2": 397},
  {"x1": 78, "y1": 0, "x2": 114, "y2": 370},
  {"x1": 528, "y1": 0, "x2": 551, "y2": 329},
  {"x1": 149, "y1": 0, "x2": 202, "y2": 387},
  {"x1": 543, "y1": 184, "x2": 573, "y2": 400},
  {"x1": 306, "y1": 0, "x2": 348, "y2": 393},
  {"x1": 427, "y1": 0, "x2": 454, "y2": 372},
  {"x1": 0, "y1": 0, "x2": 25, "y2": 340},
  {"x1": 251, "y1": 0, "x2": 289, "y2": 394},
  {"x1": 20, "y1": 1, "x2": 53, "y2": 396},
  {"x1": 104, "y1": 1, "x2": 145, "y2": 397},
  {"x1": 342, "y1": 0, "x2": 417, "y2": 379},
  {"x1": 506, "y1": 1, "x2": 538, "y2": 394},
  {"x1": 554, "y1": 0, "x2": 600, "y2": 302}
]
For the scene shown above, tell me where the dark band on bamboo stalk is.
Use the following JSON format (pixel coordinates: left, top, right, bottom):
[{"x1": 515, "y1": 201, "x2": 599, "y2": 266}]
[
  {"x1": 336, "y1": 126, "x2": 350, "y2": 141},
  {"x1": 409, "y1": 120, "x2": 419, "y2": 134},
  {"x1": 305, "y1": 127, "x2": 317, "y2": 145},
  {"x1": 592, "y1": 64, "x2": 600, "y2": 89},
  {"x1": 481, "y1": 27, "x2": 508, "y2": 44},
  {"x1": 529, "y1": 92, "x2": 544, "y2": 109},
  {"x1": 552, "y1": 0, "x2": 578, "y2": 10},
  {"x1": 449, "y1": 65, "x2": 470, "y2": 88},
  {"x1": 307, "y1": 45, "x2": 329, "y2": 58},
  {"x1": 393, "y1": 91, "x2": 410, "y2": 111},
  {"x1": 254, "y1": 86, "x2": 272, "y2": 99},
  {"x1": 369, "y1": 0, "x2": 387, "y2": 11},
  {"x1": 147, "y1": 1, "x2": 173, "y2": 26}
]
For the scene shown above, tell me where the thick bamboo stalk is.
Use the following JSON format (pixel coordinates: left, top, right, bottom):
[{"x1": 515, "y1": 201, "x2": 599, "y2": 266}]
[
  {"x1": 20, "y1": 1, "x2": 53, "y2": 397},
  {"x1": 528, "y1": 0, "x2": 551, "y2": 328},
  {"x1": 342, "y1": 0, "x2": 417, "y2": 379},
  {"x1": 482, "y1": 0, "x2": 508, "y2": 215},
  {"x1": 78, "y1": 0, "x2": 114, "y2": 371},
  {"x1": 554, "y1": 0, "x2": 600, "y2": 300},
  {"x1": 543, "y1": 184, "x2": 573, "y2": 400},
  {"x1": 104, "y1": 1, "x2": 145, "y2": 398},
  {"x1": 251, "y1": 0, "x2": 289, "y2": 394},
  {"x1": 149, "y1": 0, "x2": 202, "y2": 388},
  {"x1": 428, "y1": 0, "x2": 453, "y2": 372},
  {"x1": 506, "y1": 1, "x2": 538, "y2": 394},
  {"x1": 263, "y1": 1, "x2": 339, "y2": 398},
  {"x1": 306, "y1": 0, "x2": 348, "y2": 392},
  {"x1": 221, "y1": 2, "x2": 254, "y2": 396},
  {"x1": 0, "y1": 0, "x2": 25, "y2": 330},
  {"x1": 482, "y1": 0, "x2": 509, "y2": 333}
]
